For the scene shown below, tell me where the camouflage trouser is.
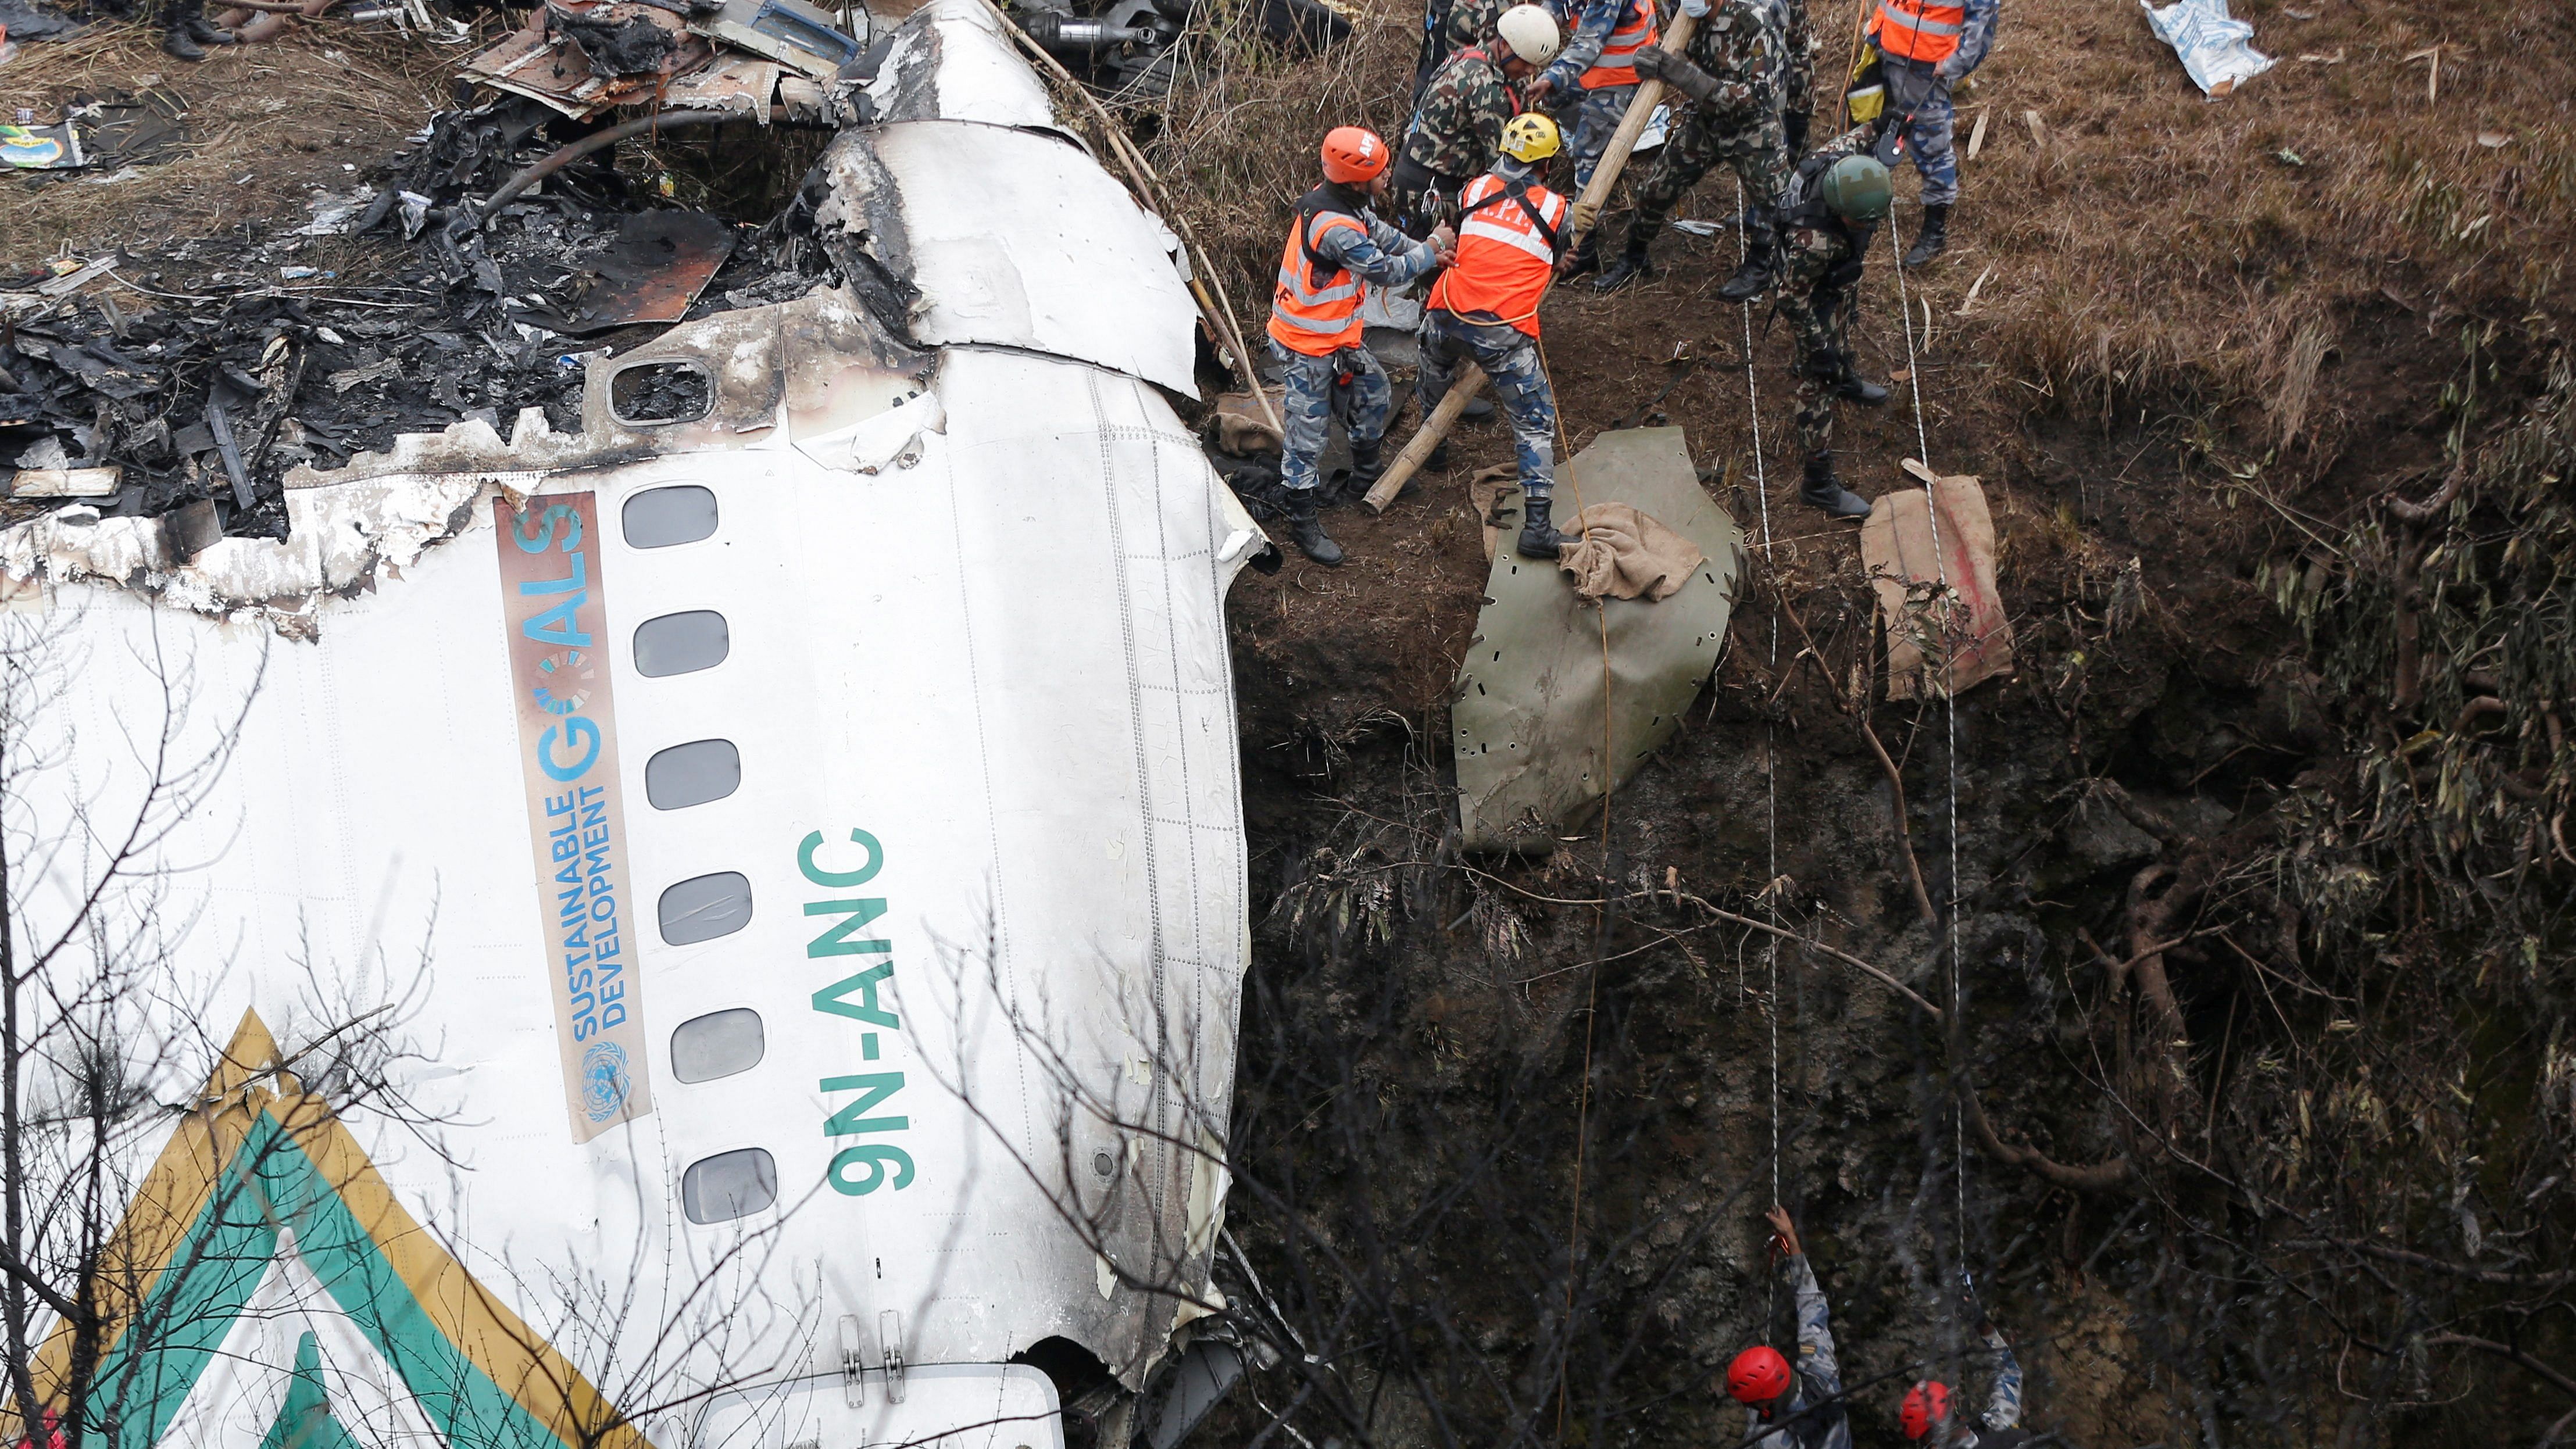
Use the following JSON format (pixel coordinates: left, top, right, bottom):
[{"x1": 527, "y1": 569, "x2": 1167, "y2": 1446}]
[
  {"x1": 1560, "y1": 82, "x2": 1637, "y2": 194},
  {"x1": 1628, "y1": 106, "x2": 1788, "y2": 250},
  {"x1": 1418, "y1": 310, "x2": 1557, "y2": 497},
  {"x1": 1771, "y1": 224, "x2": 1859, "y2": 456},
  {"x1": 1873, "y1": 49, "x2": 1958, "y2": 206},
  {"x1": 1270, "y1": 339, "x2": 1393, "y2": 492}
]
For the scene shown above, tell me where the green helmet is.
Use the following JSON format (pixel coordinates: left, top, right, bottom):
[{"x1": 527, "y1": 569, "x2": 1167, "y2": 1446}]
[{"x1": 1820, "y1": 155, "x2": 1892, "y2": 222}]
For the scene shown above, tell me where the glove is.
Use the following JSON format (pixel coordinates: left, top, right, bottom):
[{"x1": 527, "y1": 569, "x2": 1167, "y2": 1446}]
[
  {"x1": 1635, "y1": 46, "x2": 1718, "y2": 104},
  {"x1": 1569, "y1": 199, "x2": 1600, "y2": 234}
]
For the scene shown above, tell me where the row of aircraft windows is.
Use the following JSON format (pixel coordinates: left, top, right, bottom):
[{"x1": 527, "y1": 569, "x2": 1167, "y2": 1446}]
[{"x1": 623, "y1": 488, "x2": 778, "y2": 1225}]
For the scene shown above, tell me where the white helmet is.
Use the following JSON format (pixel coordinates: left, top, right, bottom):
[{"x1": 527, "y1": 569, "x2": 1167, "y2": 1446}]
[{"x1": 1495, "y1": 2, "x2": 1562, "y2": 65}]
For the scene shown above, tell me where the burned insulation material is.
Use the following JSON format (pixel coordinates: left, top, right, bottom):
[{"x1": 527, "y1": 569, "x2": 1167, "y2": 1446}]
[{"x1": 548, "y1": 0, "x2": 684, "y2": 76}]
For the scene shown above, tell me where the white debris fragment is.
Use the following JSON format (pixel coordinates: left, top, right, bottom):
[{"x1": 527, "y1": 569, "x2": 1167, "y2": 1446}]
[{"x1": 2142, "y1": 0, "x2": 2275, "y2": 98}]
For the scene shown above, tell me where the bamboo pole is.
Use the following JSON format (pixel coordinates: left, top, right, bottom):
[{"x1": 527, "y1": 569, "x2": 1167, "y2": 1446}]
[
  {"x1": 1562, "y1": 10, "x2": 1700, "y2": 246},
  {"x1": 1364, "y1": 367, "x2": 1484, "y2": 513}
]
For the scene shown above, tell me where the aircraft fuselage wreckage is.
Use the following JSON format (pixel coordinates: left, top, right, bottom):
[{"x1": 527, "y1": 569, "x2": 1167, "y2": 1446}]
[{"x1": 0, "y1": 5, "x2": 1263, "y2": 1446}]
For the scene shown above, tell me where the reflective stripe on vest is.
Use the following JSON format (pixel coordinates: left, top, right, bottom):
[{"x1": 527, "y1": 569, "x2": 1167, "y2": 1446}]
[
  {"x1": 1430, "y1": 172, "x2": 1564, "y2": 337},
  {"x1": 1582, "y1": 0, "x2": 1657, "y2": 87},
  {"x1": 1268, "y1": 210, "x2": 1368, "y2": 355},
  {"x1": 1870, "y1": 0, "x2": 1964, "y2": 62}
]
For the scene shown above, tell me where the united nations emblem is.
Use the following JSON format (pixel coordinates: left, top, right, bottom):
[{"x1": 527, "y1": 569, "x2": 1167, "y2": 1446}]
[{"x1": 579, "y1": 1040, "x2": 632, "y2": 1122}]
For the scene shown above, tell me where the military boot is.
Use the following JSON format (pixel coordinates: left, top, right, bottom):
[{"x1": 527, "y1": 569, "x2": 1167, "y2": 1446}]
[
  {"x1": 1902, "y1": 203, "x2": 1951, "y2": 268},
  {"x1": 184, "y1": 15, "x2": 241, "y2": 41},
  {"x1": 1800, "y1": 452, "x2": 1870, "y2": 520},
  {"x1": 162, "y1": 23, "x2": 209, "y2": 58},
  {"x1": 1285, "y1": 485, "x2": 1344, "y2": 566},
  {"x1": 1516, "y1": 489, "x2": 1567, "y2": 559},
  {"x1": 1834, "y1": 367, "x2": 1891, "y2": 406},
  {"x1": 1335, "y1": 438, "x2": 1385, "y2": 506},
  {"x1": 1594, "y1": 230, "x2": 1655, "y2": 293},
  {"x1": 1716, "y1": 226, "x2": 1775, "y2": 303}
]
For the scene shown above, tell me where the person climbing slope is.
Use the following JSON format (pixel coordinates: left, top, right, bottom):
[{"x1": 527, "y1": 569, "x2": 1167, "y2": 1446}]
[
  {"x1": 1725, "y1": 1207, "x2": 1853, "y2": 1449},
  {"x1": 1899, "y1": 1311, "x2": 2031, "y2": 1447}
]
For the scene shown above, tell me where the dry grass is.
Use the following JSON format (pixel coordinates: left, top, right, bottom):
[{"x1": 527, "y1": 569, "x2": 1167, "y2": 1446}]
[{"x1": 0, "y1": 19, "x2": 466, "y2": 269}]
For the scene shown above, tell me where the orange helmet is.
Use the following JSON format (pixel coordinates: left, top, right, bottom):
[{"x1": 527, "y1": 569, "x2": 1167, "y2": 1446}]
[
  {"x1": 1726, "y1": 1346, "x2": 1791, "y2": 1404},
  {"x1": 1900, "y1": 1380, "x2": 1952, "y2": 1439},
  {"x1": 1319, "y1": 126, "x2": 1391, "y2": 184}
]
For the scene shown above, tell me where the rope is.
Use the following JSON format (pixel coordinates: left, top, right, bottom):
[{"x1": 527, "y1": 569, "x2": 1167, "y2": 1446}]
[
  {"x1": 1884, "y1": 201, "x2": 1971, "y2": 1321},
  {"x1": 1537, "y1": 330, "x2": 1616, "y2": 1441},
  {"x1": 1737, "y1": 176, "x2": 1785, "y2": 1333}
]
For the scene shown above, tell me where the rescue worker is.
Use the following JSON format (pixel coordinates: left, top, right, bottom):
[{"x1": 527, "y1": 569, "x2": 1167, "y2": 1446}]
[
  {"x1": 1416, "y1": 113, "x2": 1571, "y2": 560},
  {"x1": 1726, "y1": 1207, "x2": 1853, "y2": 1449},
  {"x1": 1772, "y1": 121, "x2": 1892, "y2": 518},
  {"x1": 1585, "y1": 0, "x2": 1787, "y2": 300},
  {"x1": 1394, "y1": 4, "x2": 1563, "y2": 234},
  {"x1": 1865, "y1": 0, "x2": 1998, "y2": 266},
  {"x1": 1416, "y1": 0, "x2": 1513, "y2": 95},
  {"x1": 1899, "y1": 1321, "x2": 2029, "y2": 1447},
  {"x1": 159, "y1": 0, "x2": 240, "y2": 59},
  {"x1": 1268, "y1": 127, "x2": 1455, "y2": 567},
  {"x1": 1525, "y1": 0, "x2": 1657, "y2": 274}
]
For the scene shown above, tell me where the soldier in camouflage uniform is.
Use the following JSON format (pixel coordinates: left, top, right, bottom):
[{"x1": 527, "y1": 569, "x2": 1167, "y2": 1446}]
[
  {"x1": 1777, "y1": 0, "x2": 1814, "y2": 153},
  {"x1": 1414, "y1": 0, "x2": 1512, "y2": 95},
  {"x1": 1772, "y1": 121, "x2": 1893, "y2": 517},
  {"x1": 1588, "y1": 0, "x2": 1788, "y2": 300},
  {"x1": 1392, "y1": 5, "x2": 1558, "y2": 234}
]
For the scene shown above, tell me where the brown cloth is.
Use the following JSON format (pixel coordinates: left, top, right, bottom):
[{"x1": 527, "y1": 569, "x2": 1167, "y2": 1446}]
[
  {"x1": 1555, "y1": 502, "x2": 1705, "y2": 602},
  {"x1": 1861, "y1": 468, "x2": 2015, "y2": 699}
]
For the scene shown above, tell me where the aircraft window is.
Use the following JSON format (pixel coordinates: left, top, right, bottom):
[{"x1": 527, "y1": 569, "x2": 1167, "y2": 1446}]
[
  {"x1": 610, "y1": 361, "x2": 713, "y2": 426},
  {"x1": 670, "y1": 1008, "x2": 765, "y2": 1083},
  {"x1": 646, "y1": 739, "x2": 741, "y2": 811},
  {"x1": 660, "y1": 871, "x2": 752, "y2": 945},
  {"x1": 622, "y1": 485, "x2": 719, "y2": 548},
  {"x1": 633, "y1": 610, "x2": 730, "y2": 678},
  {"x1": 681, "y1": 1147, "x2": 777, "y2": 1224}
]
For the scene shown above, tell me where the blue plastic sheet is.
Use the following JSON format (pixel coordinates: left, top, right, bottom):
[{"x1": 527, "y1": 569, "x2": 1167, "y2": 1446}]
[{"x1": 2142, "y1": 0, "x2": 2275, "y2": 98}]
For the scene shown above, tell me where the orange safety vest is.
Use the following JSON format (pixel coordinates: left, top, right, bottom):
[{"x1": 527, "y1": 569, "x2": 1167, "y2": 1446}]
[
  {"x1": 1267, "y1": 201, "x2": 1369, "y2": 356},
  {"x1": 1584, "y1": 0, "x2": 1657, "y2": 88},
  {"x1": 1867, "y1": 0, "x2": 1965, "y2": 63},
  {"x1": 1431, "y1": 170, "x2": 1565, "y2": 338}
]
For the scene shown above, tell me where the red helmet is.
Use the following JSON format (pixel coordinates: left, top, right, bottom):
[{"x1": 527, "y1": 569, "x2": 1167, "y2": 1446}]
[
  {"x1": 1900, "y1": 1380, "x2": 1952, "y2": 1439},
  {"x1": 1726, "y1": 1345, "x2": 1791, "y2": 1404},
  {"x1": 1319, "y1": 126, "x2": 1391, "y2": 184}
]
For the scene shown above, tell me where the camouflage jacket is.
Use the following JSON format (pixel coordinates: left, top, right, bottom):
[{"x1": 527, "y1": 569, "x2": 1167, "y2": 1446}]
[
  {"x1": 1675, "y1": 0, "x2": 1785, "y2": 121},
  {"x1": 1403, "y1": 46, "x2": 1523, "y2": 182},
  {"x1": 1435, "y1": 0, "x2": 1510, "y2": 58}
]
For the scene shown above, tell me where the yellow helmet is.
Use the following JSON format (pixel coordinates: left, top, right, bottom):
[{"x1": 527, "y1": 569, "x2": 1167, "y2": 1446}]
[{"x1": 1500, "y1": 112, "x2": 1561, "y2": 164}]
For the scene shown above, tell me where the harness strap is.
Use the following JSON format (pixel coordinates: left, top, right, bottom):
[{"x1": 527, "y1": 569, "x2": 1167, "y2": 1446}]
[{"x1": 1460, "y1": 177, "x2": 1561, "y2": 252}]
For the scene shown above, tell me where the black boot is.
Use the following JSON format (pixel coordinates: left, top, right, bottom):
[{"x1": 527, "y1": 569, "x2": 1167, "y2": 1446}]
[
  {"x1": 184, "y1": 15, "x2": 241, "y2": 41},
  {"x1": 1903, "y1": 203, "x2": 1950, "y2": 269},
  {"x1": 1332, "y1": 438, "x2": 1385, "y2": 506},
  {"x1": 1558, "y1": 231, "x2": 1601, "y2": 281},
  {"x1": 162, "y1": 24, "x2": 210, "y2": 58},
  {"x1": 1425, "y1": 438, "x2": 1449, "y2": 471},
  {"x1": 1516, "y1": 489, "x2": 1567, "y2": 559},
  {"x1": 1716, "y1": 225, "x2": 1775, "y2": 303},
  {"x1": 1285, "y1": 485, "x2": 1344, "y2": 566},
  {"x1": 1834, "y1": 369, "x2": 1891, "y2": 406},
  {"x1": 1594, "y1": 231, "x2": 1655, "y2": 293},
  {"x1": 1800, "y1": 452, "x2": 1870, "y2": 520}
]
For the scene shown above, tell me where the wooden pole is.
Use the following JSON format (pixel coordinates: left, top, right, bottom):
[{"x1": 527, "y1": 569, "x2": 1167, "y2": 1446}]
[
  {"x1": 1563, "y1": 11, "x2": 1700, "y2": 245},
  {"x1": 1363, "y1": 367, "x2": 1485, "y2": 513}
]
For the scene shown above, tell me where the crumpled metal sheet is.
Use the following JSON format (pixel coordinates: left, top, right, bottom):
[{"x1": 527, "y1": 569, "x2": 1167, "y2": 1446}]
[
  {"x1": 1450, "y1": 427, "x2": 1745, "y2": 853},
  {"x1": 863, "y1": 0, "x2": 1060, "y2": 130},
  {"x1": 527, "y1": 210, "x2": 737, "y2": 335},
  {"x1": 833, "y1": 121, "x2": 1198, "y2": 395}
]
